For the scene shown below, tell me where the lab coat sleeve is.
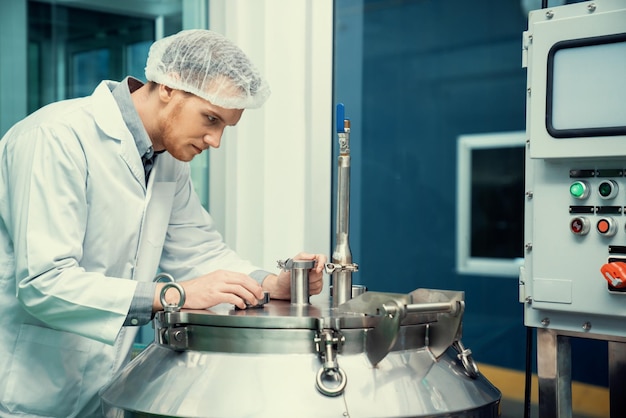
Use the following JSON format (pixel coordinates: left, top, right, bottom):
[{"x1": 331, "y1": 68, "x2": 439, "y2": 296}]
[
  {"x1": 6, "y1": 124, "x2": 136, "y2": 345},
  {"x1": 159, "y1": 162, "x2": 263, "y2": 282}
]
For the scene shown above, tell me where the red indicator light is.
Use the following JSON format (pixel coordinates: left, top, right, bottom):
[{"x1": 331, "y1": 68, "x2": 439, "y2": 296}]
[
  {"x1": 598, "y1": 219, "x2": 610, "y2": 233},
  {"x1": 570, "y1": 217, "x2": 589, "y2": 235},
  {"x1": 596, "y1": 217, "x2": 617, "y2": 236}
]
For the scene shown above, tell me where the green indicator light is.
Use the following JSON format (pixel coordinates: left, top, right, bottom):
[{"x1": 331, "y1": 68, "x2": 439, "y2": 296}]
[
  {"x1": 570, "y1": 182, "x2": 585, "y2": 198},
  {"x1": 599, "y1": 182, "x2": 613, "y2": 197}
]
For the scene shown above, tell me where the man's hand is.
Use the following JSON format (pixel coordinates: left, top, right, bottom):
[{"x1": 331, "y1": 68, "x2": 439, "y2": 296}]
[
  {"x1": 262, "y1": 252, "x2": 327, "y2": 300},
  {"x1": 153, "y1": 270, "x2": 264, "y2": 312}
]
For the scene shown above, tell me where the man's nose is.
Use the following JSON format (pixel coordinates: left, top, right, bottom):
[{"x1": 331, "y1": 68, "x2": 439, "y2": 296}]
[{"x1": 203, "y1": 130, "x2": 223, "y2": 148}]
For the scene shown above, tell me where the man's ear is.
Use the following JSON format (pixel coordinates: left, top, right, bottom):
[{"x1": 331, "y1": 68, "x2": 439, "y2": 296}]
[{"x1": 158, "y1": 84, "x2": 175, "y2": 103}]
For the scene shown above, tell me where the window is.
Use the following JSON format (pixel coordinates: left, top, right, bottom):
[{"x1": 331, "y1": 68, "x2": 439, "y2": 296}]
[{"x1": 456, "y1": 132, "x2": 525, "y2": 277}]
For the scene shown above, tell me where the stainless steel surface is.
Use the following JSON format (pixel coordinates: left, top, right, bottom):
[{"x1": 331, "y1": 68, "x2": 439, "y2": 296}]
[
  {"x1": 351, "y1": 284, "x2": 367, "y2": 297},
  {"x1": 102, "y1": 340, "x2": 500, "y2": 418},
  {"x1": 537, "y1": 328, "x2": 573, "y2": 418},
  {"x1": 101, "y1": 288, "x2": 501, "y2": 417}
]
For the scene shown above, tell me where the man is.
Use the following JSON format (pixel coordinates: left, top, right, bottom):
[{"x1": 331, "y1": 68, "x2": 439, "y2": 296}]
[{"x1": 0, "y1": 29, "x2": 325, "y2": 417}]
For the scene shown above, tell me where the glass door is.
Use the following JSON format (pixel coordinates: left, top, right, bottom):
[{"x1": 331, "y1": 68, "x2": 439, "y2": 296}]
[
  {"x1": 26, "y1": 0, "x2": 209, "y2": 211},
  {"x1": 27, "y1": 0, "x2": 183, "y2": 111}
]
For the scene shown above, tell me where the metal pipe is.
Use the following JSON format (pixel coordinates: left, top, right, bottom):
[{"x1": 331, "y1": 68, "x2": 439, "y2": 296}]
[
  {"x1": 290, "y1": 260, "x2": 315, "y2": 306},
  {"x1": 278, "y1": 258, "x2": 315, "y2": 306},
  {"x1": 405, "y1": 301, "x2": 457, "y2": 315},
  {"x1": 382, "y1": 301, "x2": 459, "y2": 317},
  {"x1": 332, "y1": 104, "x2": 358, "y2": 307}
]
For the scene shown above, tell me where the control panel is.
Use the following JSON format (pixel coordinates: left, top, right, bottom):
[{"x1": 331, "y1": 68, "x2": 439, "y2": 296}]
[
  {"x1": 523, "y1": 159, "x2": 626, "y2": 337},
  {"x1": 522, "y1": 0, "x2": 626, "y2": 337}
]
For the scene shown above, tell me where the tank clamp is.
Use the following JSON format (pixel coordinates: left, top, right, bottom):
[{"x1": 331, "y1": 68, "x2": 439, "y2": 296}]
[{"x1": 314, "y1": 329, "x2": 347, "y2": 397}]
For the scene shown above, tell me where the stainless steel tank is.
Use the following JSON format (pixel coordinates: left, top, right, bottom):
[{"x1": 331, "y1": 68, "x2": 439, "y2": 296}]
[
  {"x1": 100, "y1": 104, "x2": 500, "y2": 417},
  {"x1": 100, "y1": 285, "x2": 501, "y2": 417}
]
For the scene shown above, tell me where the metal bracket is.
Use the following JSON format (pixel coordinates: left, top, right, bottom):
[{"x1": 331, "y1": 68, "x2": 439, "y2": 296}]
[
  {"x1": 366, "y1": 300, "x2": 403, "y2": 366},
  {"x1": 324, "y1": 262, "x2": 359, "y2": 274},
  {"x1": 366, "y1": 295, "x2": 463, "y2": 366},
  {"x1": 161, "y1": 326, "x2": 189, "y2": 351},
  {"x1": 153, "y1": 274, "x2": 190, "y2": 351}
]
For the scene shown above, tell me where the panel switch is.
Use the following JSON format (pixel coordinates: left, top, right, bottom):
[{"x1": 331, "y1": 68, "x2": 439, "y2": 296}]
[
  {"x1": 569, "y1": 180, "x2": 589, "y2": 199},
  {"x1": 570, "y1": 217, "x2": 590, "y2": 235},
  {"x1": 601, "y1": 262, "x2": 626, "y2": 289},
  {"x1": 597, "y1": 217, "x2": 618, "y2": 236},
  {"x1": 598, "y1": 180, "x2": 618, "y2": 199}
]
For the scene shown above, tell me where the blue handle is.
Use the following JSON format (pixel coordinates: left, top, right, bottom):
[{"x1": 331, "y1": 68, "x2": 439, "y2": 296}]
[{"x1": 336, "y1": 103, "x2": 345, "y2": 133}]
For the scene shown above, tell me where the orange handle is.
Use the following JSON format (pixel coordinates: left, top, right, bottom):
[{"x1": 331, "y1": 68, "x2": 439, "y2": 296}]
[{"x1": 601, "y1": 262, "x2": 626, "y2": 289}]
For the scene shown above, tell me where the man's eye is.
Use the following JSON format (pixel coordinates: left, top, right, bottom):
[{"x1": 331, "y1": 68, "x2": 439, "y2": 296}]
[{"x1": 207, "y1": 115, "x2": 217, "y2": 123}]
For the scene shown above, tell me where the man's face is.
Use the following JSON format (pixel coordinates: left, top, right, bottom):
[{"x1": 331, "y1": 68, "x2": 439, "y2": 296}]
[{"x1": 155, "y1": 89, "x2": 244, "y2": 162}]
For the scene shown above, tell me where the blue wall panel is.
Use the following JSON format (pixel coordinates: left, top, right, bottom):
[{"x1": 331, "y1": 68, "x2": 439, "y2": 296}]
[{"x1": 334, "y1": 0, "x2": 608, "y2": 386}]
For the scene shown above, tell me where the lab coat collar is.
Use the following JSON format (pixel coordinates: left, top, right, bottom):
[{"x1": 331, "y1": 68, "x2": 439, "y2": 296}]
[
  {"x1": 91, "y1": 80, "x2": 147, "y2": 190},
  {"x1": 92, "y1": 80, "x2": 134, "y2": 141}
]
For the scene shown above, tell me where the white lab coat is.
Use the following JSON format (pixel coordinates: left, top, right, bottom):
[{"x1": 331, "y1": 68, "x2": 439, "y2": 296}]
[{"x1": 0, "y1": 81, "x2": 261, "y2": 417}]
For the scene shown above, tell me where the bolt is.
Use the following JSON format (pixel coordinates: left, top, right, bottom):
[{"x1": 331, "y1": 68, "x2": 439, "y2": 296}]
[
  {"x1": 546, "y1": 10, "x2": 554, "y2": 19},
  {"x1": 525, "y1": 243, "x2": 533, "y2": 252},
  {"x1": 582, "y1": 322, "x2": 592, "y2": 331},
  {"x1": 174, "y1": 330, "x2": 184, "y2": 342},
  {"x1": 587, "y1": 3, "x2": 596, "y2": 12},
  {"x1": 541, "y1": 317, "x2": 550, "y2": 327},
  {"x1": 526, "y1": 191, "x2": 533, "y2": 199}
]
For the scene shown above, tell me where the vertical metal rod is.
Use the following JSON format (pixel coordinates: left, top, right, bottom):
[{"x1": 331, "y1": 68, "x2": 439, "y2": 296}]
[
  {"x1": 537, "y1": 328, "x2": 572, "y2": 418},
  {"x1": 609, "y1": 341, "x2": 626, "y2": 418},
  {"x1": 524, "y1": 327, "x2": 533, "y2": 418},
  {"x1": 332, "y1": 104, "x2": 354, "y2": 307}
]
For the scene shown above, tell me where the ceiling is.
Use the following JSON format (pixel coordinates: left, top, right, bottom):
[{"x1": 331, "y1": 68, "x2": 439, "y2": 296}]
[{"x1": 30, "y1": 0, "x2": 182, "y2": 18}]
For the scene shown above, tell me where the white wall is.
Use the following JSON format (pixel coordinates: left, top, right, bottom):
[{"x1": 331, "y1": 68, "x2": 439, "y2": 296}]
[{"x1": 208, "y1": 0, "x2": 334, "y2": 299}]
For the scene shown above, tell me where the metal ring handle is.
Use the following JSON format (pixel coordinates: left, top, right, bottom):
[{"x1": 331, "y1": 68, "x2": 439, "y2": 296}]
[
  {"x1": 315, "y1": 367, "x2": 347, "y2": 397},
  {"x1": 460, "y1": 352, "x2": 480, "y2": 379},
  {"x1": 453, "y1": 340, "x2": 479, "y2": 379},
  {"x1": 159, "y1": 282, "x2": 186, "y2": 312},
  {"x1": 153, "y1": 272, "x2": 175, "y2": 283}
]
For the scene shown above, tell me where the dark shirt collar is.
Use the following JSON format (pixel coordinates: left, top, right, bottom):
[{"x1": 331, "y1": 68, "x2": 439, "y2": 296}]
[{"x1": 111, "y1": 76, "x2": 154, "y2": 160}]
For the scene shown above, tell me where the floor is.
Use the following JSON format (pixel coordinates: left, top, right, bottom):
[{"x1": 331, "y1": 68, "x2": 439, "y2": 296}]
[
  {"x1": 500, "y1": 398, "x2": 599, "y2": 418},
  {"x1": 477, "y1": 361, "x2": 607, "y2": 418}
]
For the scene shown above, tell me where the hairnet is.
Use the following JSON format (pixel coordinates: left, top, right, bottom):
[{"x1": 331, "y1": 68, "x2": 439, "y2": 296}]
[{"x1": 145, "y1": 29, "x2": 270, "y2": 109}]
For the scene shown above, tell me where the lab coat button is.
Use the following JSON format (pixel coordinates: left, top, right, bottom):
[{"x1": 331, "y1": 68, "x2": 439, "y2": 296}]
[{"x1": 130, "y1": 318, "x2": 139, "y2": 325}]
